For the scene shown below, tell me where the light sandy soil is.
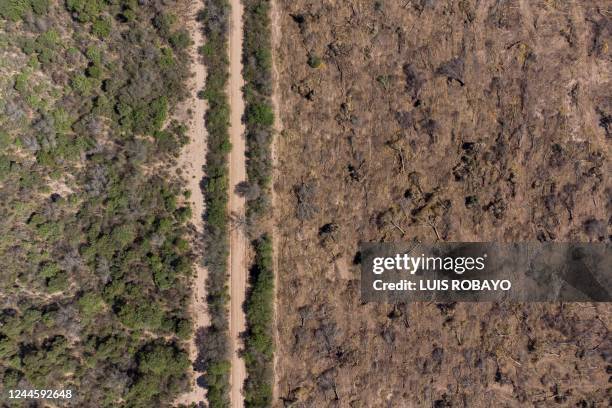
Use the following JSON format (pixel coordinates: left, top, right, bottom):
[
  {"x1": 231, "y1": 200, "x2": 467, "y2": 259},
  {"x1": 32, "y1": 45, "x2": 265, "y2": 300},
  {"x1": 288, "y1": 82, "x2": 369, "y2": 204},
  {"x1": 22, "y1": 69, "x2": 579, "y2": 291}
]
[
  {"x1": 269, "y1": 0, "x2": 283, "y2": 404},
  {"x1": 175, "y1": 2, "x2": 209, "y2": 406},
  {"x1": 228, "y1": 0, "x2": 248, "y2": 406}
]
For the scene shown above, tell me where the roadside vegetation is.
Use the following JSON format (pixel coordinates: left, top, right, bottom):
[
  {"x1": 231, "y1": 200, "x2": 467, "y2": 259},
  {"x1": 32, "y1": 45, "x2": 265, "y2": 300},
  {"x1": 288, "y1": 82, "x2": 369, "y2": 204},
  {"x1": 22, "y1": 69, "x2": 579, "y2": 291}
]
[
  {"x1": 242, "y1": 0, "x2": 274, "y2": 223},
  {"x1": 0, "y1": 1, "x2": 195, "y2": 406},
  {"x1": 193, "y1": 0, "x2": 232, "y2": 407},
  {"x1": 240, "y1": 1, "x2": 276, "y2": 406},
  {"x1": 243, "y1": 234, "x2": 274, "y2": 407}
]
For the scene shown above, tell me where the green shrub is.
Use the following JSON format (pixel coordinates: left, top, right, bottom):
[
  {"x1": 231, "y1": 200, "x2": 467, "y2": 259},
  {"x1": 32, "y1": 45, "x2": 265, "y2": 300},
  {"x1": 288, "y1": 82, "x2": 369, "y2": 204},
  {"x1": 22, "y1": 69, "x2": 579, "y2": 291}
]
[
  {"x1": 127, "y1": 343, "x2": 189, "y2": 404},
  {"x1": 0, "y1": 131, "x2": 11, "y2": 148},
  {"x1": 36, "y1": 30, "x2": 60, "y2": 49},
  {"x1": 2, "y1": 369, "x2": 22, "y2": 388},
  {"x1": 85, "y1": 46, "x2": 102, "y2": 64},
  {"x1": 0, "y1": 0, "x2": 29, "y2": 22},
  {"x1": 150, "y1": 96, "x2": 168, "y2": 130},
  {"x1": 92, "y1": 17, "x2": 111, "y2": 38},
  {"x1": 111, "y1": 224, "x2": 136, "y2": 248},
  {"x1": 13, "y1": 72, "x2": 28, "y2": 93},
  {"x1": 46, "y1": 271, "x2": 69, "y2": 292},
  {"x1": 78, "y1": 292, "x2": 105, "y2": 317},
  {"x1": 70, "y1": 74, "x2": 95, "y2": 95},
  {"x1": 175, "y1": 318, "x2": 192, "y2": 340},
  {"x1": 153, "y1": 13, "x2": 177, "y2": 39},
  {"x1": 159, "y1": 47, "x2": 175, "y2": 67},
  {"x1": 307, "y1": 53, "x2": 322, "y2": 68},
  {"x1": 39, "y1": 262, "x2": 61, "y2": 279},
  {"x1": 0, "y1": 155, "x2": 11, "y2": 180},
  {"x1": 29, "y1": 0, "x2": 48, "y2": 14},
  {"x1": 86, "y1": 63, "x2": 102, "y2": 79},
  {"x1": 246, "y1": 102, "x2": 274, "y2": 127},
  {"x1": 137, "y1": 343, "x2": 189, "y2": 376},
  {"x1": 65, "y1": 0, "x2": 104, "y2": 23},
  {"x1": 169, "y1": 30, "x2": 190, "y2": 50}
]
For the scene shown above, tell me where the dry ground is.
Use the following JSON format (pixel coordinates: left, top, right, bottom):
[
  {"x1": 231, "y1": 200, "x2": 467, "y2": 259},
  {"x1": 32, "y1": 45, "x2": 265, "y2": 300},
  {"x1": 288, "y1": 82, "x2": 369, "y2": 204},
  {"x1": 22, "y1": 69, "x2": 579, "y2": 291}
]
[
  {"x1": 174, "y1": 1, "x2": 209, "y2": 405},
  {"x1": 228, "y1": 0, "x2": 248, "y2": 405},
  {"x1": 273, "y1": 1, "x2": 610, "y2": 406}
]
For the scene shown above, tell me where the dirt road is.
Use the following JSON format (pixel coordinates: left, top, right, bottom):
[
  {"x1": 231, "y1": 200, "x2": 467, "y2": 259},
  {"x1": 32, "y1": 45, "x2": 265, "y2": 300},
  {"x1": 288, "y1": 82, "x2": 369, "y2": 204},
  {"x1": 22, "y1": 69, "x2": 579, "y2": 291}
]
[
  {"x1": 228, "y1": 0, "x2": 248, "y2": 406},
  {"x1": 269, "y1": 0, "x2": 282, "y2": 403},
  {"x1": 175, "y1": 1, "x2": 209, "y2": 406}
]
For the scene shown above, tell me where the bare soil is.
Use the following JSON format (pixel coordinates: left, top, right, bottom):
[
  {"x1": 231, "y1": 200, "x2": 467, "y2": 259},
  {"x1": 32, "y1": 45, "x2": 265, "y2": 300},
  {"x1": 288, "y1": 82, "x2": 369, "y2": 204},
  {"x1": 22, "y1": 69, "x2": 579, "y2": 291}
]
[
  {"x1": 270, "y1": 0, "x2": 284, "y2": 403},
  {"x1": 174, "y1": 2, "x2": 209, "y2": 405},
  {"x1": 228, "y1": 0, "x2": 248, "y2": 405},
  {"x1": 273, "y1": 1, "x2": 610, "y2": 406}
]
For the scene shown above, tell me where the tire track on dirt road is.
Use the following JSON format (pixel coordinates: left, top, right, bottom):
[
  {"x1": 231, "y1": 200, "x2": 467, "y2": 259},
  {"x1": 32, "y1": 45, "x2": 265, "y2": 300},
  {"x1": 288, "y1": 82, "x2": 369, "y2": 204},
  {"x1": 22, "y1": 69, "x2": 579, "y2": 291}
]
[{"x1": 228, "y1": 0, "x2": 248, "y2": 406}]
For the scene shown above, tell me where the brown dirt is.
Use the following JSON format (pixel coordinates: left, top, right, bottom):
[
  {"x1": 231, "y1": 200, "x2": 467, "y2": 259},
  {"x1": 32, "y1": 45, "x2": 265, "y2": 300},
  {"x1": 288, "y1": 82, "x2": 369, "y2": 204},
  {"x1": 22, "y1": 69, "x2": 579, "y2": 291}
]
[
  {"x1": 270, "y1": 0, "x2": 284, "y2": 403},
  {"x1": 273, "y1": 1, "x2": 610, "y2": 407},
  {"x1": 228, "y1": 0, "x2": 248, "y2": 405},
  {"x1": 174, "y1": 2, "x2": 209, "y2": 406}
]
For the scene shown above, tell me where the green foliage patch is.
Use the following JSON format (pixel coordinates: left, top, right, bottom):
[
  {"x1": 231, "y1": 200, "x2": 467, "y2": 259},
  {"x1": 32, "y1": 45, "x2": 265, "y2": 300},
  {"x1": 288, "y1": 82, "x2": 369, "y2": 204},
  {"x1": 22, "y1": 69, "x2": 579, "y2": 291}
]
[
  {"x1": 243, "y1": 235, "x2": 274, "y2": 407},
  {"x1": 241, "y1": 1, "x2": 276, "y2": 406},
  {"x1": 0, "y1": 0, "x2": 48, "y2": 22},
  {"x1": 0, "y1": 1, "x2": 196, "y2": 406},
  {"x1": 193, "y1": 1, "x2": 232, "y2": 406}
]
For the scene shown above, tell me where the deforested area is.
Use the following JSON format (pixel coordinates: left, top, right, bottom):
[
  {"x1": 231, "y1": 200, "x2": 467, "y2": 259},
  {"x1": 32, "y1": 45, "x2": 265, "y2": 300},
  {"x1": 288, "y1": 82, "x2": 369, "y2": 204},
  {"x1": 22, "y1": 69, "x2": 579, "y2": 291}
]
[
  {"x1": 0, "y1": 1, "x2": 197, "y2": 406},
  {"x1": 274, "y1": 1, "x2": 610, "y2": 406}
]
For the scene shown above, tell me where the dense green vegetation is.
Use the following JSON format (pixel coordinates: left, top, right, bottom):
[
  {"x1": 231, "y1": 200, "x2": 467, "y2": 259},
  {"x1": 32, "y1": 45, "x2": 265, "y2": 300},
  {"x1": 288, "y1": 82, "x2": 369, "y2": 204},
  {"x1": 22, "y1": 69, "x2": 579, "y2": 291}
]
[
  {"x1": 242, "y1": 0, "x2": 274, "y2": 222},
  {"x1": 241, "y1": 1, "x2": 276, "y2": 406},
  {"x1": 193, "y1": 0, "x2": 232, "y2": 407},
  {"x1": 243, "y1": 235, "x2": 274, "y2": 407},
  {"x1": 0, "y1": 1, "x2": 195, "y2": 406},
  {"x1": 0, "y1": 0, "x2": 49, "y2": 22}
]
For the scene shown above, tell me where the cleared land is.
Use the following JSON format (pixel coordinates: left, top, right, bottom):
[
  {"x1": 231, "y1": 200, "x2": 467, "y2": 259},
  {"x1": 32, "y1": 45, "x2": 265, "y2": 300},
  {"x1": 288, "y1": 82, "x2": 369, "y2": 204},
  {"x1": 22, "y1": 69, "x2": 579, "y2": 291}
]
[{"x1": 273, "y1": 1, "x2": 610, "y2": 406}]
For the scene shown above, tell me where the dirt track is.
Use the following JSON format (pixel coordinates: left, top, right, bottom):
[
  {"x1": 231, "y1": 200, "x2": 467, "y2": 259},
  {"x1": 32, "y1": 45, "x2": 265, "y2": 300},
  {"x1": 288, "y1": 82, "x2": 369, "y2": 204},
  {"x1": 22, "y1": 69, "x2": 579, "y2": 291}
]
[
  {"x1": 178, "y1": 0, "x2": 247, "y2": 406},
  {"x1": 269, "y1": 0, "x2": 282, "y2": 403},
  {"x1": 175, "y1": 1, "x2": 209, "y2": 406},
  {"x1": 228, "y1": 0, "x2": 248, "y2": 406}
]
